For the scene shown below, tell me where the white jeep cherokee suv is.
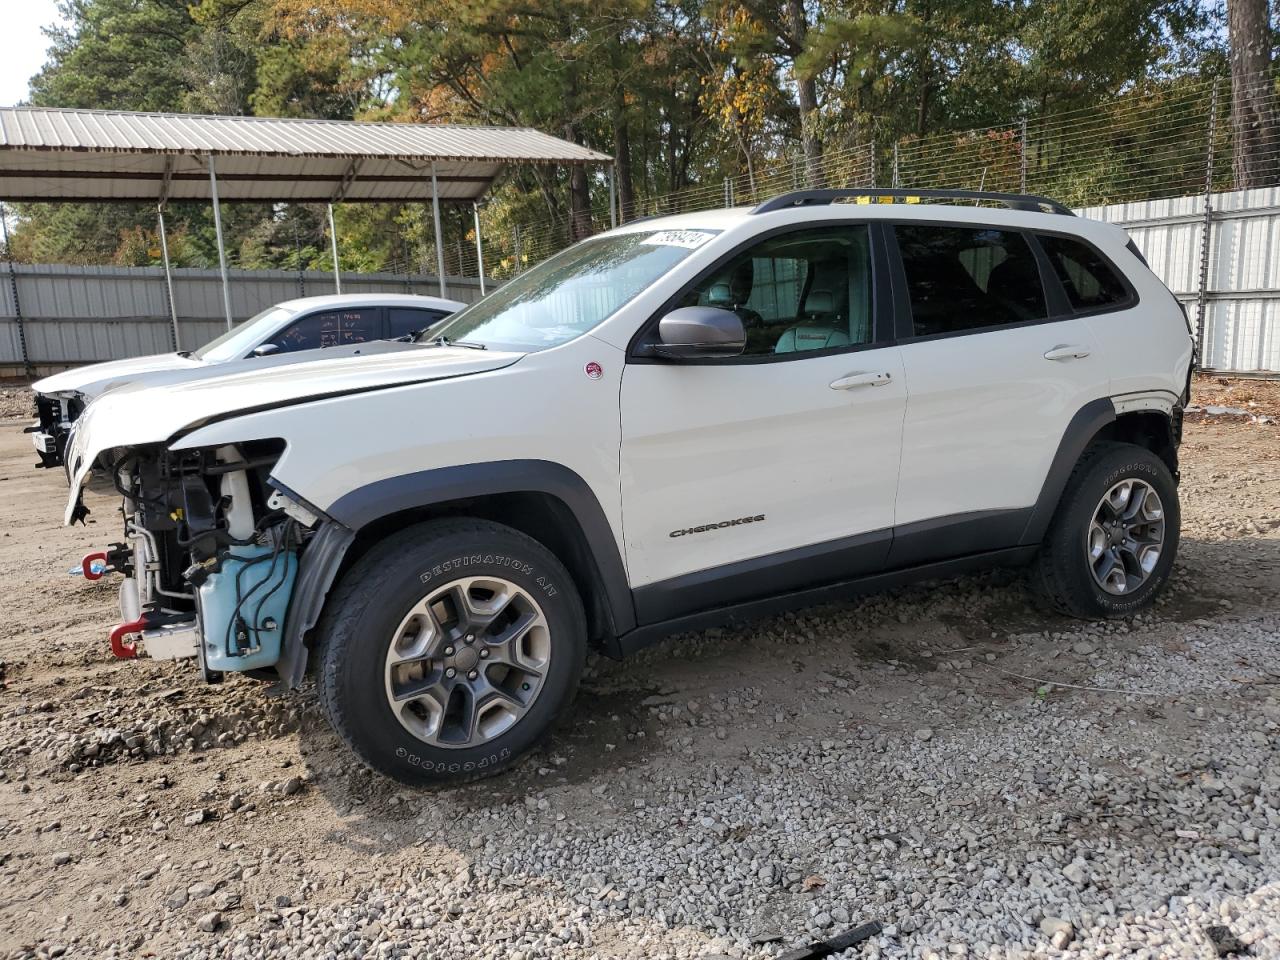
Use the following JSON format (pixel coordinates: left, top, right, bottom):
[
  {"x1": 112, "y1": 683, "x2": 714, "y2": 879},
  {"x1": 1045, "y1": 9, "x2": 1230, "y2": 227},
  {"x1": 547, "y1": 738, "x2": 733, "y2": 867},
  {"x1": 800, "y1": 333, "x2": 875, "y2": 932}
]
[{"x1": 63, "y1": 189, "x2": 1194, "y2": 785}]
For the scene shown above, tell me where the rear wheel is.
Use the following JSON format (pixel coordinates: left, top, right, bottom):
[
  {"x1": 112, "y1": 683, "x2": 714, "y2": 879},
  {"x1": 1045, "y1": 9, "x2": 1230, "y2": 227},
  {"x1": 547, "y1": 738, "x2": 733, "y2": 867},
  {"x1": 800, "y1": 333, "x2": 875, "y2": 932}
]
[
  {"x1": 316, "y1": 518, "x2": 586, "y2": 785},
  {"x1": 1031, "y1": 443, "x2": 1180, "y2": 619}
]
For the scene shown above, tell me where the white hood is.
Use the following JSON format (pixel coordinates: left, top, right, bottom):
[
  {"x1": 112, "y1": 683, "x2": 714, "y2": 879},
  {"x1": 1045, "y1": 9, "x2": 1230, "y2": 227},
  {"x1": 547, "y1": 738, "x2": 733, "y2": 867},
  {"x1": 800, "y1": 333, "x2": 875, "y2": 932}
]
[
  {"x1": 33, "y1": 352, "x2": 204, "y2": 400},
  {"x1": 64, "y1": 343, "x2": 523, "y2": 523}
]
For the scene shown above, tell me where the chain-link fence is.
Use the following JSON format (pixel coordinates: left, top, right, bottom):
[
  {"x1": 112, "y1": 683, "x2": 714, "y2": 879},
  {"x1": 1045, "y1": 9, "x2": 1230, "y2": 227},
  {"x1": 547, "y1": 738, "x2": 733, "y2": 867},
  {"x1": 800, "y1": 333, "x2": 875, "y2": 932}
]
[{"x1": 470, "y1": 67, "x2": 1277, "y2": 281}]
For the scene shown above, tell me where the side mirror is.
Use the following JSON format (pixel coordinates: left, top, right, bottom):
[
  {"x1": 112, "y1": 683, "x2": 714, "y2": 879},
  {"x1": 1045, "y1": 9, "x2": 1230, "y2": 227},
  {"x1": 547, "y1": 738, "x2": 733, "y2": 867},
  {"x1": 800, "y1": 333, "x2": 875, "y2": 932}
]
[
  {"x1": 650, "y1": 306, "x2": 746, "y2": 360},
  {"x1": 251, "y1": 343, "x2": 280, "y2": 358}
]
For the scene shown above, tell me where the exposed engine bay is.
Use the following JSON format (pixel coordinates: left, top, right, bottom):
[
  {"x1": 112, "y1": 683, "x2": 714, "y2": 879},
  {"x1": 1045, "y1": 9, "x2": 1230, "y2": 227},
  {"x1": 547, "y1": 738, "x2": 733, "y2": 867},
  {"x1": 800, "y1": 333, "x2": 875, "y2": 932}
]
[{"x1": 92, "y1": 439, "x2": 312, "y2": 680}]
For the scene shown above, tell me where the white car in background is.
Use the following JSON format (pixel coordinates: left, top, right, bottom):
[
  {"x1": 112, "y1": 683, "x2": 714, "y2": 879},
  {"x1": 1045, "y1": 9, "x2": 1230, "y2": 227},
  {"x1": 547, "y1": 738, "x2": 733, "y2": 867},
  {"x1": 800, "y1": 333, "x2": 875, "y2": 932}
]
[{"x1": 28, "y1": 293, "x2": 464, "y2": 468}]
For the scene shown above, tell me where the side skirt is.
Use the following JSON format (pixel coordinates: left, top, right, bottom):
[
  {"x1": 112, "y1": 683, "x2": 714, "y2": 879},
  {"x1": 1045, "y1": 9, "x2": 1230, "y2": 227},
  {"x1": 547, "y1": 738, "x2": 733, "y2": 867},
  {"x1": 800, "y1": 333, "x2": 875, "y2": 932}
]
[{"x1": 605, "y1": 544, "x2": 1037, "y2": 659}]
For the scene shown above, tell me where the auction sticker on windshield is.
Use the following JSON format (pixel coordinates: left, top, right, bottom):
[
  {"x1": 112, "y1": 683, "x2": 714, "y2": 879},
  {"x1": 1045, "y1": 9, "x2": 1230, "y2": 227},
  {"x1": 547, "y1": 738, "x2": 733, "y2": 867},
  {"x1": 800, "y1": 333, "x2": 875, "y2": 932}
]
[{"x1": 641, "y1": 230, "x2": 716, "y2": 249}]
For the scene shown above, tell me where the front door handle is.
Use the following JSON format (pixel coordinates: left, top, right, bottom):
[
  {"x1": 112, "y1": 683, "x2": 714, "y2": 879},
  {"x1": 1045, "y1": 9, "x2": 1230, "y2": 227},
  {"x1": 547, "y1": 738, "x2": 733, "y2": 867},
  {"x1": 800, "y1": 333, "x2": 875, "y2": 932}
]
[
  {"x1": 829, "y1": 371, "x2": 893, "y2": 390},
  {"x1": 1043, "y1": 344, "x2": 1091, "y2": 361}
]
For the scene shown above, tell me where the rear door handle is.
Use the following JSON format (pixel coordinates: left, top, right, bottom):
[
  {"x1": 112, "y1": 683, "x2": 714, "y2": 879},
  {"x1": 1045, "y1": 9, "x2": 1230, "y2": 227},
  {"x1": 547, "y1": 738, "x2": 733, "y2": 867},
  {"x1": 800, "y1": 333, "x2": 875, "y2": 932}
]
[
  {"x1": 1043, "y1": 345, "x2": 1091, "y2": 361},
  {"x1": 829, "y1": 371, "x2": 893, "y2": 390}
]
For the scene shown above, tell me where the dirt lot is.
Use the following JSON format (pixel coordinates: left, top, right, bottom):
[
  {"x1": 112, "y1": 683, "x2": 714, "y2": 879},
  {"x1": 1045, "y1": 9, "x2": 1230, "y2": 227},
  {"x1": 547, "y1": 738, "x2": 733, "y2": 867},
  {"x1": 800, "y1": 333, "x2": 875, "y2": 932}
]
[{"x1": 0, "y1": 380, "x2": 1277, "y2": 960}]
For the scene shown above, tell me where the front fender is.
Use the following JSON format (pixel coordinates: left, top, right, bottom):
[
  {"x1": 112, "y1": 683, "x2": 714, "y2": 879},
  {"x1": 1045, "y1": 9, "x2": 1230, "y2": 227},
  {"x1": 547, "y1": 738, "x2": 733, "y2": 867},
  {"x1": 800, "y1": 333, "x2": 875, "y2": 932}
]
[{"x1": 277, "y1": 459, "x2": 634, "y2": 687}]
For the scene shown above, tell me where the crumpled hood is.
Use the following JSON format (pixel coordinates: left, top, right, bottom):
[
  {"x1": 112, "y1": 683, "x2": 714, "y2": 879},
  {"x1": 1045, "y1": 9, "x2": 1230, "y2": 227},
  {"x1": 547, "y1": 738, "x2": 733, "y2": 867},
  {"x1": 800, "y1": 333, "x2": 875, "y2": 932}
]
[
  {"x1": 33, "y1": 352, "x2": 204, "y2": 399},
  {"x1": 63, "y1": 343, "x2": 523, "y2": 522}
]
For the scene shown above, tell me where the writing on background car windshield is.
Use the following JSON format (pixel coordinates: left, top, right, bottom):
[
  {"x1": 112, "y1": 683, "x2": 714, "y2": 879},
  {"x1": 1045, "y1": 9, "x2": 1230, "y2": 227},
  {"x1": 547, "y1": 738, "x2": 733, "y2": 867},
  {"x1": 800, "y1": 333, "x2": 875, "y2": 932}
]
[{"x1": 641, "y1": 230, "x2": 715, "y2": 249}]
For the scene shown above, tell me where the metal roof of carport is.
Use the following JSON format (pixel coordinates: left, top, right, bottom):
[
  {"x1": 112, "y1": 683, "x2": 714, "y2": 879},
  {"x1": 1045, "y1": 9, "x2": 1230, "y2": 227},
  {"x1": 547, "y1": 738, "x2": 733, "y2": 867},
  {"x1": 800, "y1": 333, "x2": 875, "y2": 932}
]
[
  {"x1": 0, "y1": 106, "x2": 612, "y2": 203},
  {"x1": 0, "y1": 107, "x2": 614, "y2": 367}
]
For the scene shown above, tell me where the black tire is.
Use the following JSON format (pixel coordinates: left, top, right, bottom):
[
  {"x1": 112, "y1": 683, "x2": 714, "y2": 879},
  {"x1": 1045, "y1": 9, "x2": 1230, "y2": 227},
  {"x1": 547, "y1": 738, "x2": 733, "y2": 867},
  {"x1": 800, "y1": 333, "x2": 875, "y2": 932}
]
[
  {"x1": 1030, "y1": 442, "x2": 1180, "y2": 619},
  {"x1": 315, "y1": 518, "x2": 586, "y2": 786}
]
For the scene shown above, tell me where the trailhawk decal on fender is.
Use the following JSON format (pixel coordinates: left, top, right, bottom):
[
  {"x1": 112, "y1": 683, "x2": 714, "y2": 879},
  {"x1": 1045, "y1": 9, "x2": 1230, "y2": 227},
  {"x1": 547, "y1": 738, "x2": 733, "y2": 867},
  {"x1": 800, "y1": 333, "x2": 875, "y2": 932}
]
[{"x1": 670, "y1": 514, "x2": 766, "y2": 538}]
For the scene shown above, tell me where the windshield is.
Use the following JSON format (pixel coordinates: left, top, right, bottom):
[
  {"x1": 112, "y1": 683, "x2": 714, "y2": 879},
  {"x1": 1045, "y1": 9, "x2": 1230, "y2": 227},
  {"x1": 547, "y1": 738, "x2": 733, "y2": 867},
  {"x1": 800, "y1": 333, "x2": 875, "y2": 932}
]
[
  {"x1": 194, "y1": 306, "x2": 295, "y2": 362},
  {"x1": 426, "y1": 228, "x2": 720, "y2": 352}
]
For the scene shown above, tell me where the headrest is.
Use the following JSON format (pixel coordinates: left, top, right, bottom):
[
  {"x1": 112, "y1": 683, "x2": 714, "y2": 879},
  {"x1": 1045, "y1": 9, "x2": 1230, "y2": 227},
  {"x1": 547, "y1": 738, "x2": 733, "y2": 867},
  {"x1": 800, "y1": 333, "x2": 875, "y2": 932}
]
[
  {"x1": 775, "y1": 324, "x2": 851, "y2": 353},
  {"x1": 707, "y1": 283, "x2": 732, "y2": 305},
  {"x1": 805, "y1": 289, "x2": 834, "y2": 314}
]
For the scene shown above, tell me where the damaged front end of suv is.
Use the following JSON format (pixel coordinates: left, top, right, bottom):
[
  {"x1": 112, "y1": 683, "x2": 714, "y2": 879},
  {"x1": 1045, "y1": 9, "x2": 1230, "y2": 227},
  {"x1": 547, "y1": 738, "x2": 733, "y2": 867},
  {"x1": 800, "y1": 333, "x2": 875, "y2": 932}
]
[
  {"x1": 81, "y1": 438, "x2": 326, "y2": 680},
  {"x1": 61, "y1": 339, "x2": 518, "y2": 688}
]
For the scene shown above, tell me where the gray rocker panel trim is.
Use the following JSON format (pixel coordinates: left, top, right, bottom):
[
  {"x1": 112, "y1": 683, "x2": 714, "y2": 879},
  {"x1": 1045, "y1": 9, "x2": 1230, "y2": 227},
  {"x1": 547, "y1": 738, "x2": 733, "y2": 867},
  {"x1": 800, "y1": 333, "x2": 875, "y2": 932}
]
[
  {"x1": 632, "y1": 527, "x2": 893, "y2": 625},
  {"x1": 325, "y1": 458, "x2": 635, "y2": 633}
]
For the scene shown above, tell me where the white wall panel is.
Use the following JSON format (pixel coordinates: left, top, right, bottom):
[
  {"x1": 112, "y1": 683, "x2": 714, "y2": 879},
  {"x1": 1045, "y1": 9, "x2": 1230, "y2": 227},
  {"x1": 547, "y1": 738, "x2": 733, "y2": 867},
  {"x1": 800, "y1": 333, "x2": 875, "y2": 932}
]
[{"x1": 1078, "y1": 187, "x2": 1280, "y2": 373}]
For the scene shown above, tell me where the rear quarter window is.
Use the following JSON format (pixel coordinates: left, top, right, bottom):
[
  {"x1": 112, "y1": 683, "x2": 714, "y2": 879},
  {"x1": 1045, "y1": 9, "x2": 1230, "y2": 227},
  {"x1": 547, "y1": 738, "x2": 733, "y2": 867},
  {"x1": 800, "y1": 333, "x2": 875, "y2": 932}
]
[{"x1": 1038, "y1": 235, "x2": 1131, "y2": 312}]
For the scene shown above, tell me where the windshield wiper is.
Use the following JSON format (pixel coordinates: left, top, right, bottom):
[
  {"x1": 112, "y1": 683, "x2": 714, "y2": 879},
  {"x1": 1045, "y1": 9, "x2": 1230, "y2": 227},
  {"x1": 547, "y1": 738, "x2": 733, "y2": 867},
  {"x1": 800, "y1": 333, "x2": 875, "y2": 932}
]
[{"x1": 431, "y1": 335, "x2": 486, "y2": 350}]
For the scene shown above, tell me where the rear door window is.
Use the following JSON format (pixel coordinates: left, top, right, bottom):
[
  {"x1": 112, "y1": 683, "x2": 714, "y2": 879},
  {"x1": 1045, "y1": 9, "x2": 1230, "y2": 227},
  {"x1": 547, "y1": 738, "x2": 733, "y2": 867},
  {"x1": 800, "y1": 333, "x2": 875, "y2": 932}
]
[
  {"x1": 1038, "y1": 235, "x2": 1131, "y2": 311},
  {"x1": 388, "y1": 307, "x2": 450, "y2": 339},
  {"x1": 895, "y1": 225, "x2": 1048, "y2": 337}
]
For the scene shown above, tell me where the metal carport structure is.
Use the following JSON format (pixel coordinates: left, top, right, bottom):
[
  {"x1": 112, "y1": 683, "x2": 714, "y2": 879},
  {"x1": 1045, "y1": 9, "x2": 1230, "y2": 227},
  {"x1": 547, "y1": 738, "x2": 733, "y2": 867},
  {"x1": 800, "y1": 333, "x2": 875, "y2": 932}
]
[{"x1": 0, "y1": 107, "x2": 612, "y2": 363}]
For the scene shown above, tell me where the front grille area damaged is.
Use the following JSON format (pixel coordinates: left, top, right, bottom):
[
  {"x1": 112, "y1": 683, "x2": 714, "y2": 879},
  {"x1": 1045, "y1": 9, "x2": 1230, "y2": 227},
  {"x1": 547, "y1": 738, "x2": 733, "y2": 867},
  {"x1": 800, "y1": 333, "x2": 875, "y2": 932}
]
[{"x1": 94, "y1": 438, "x2": 307, "y2": 680}]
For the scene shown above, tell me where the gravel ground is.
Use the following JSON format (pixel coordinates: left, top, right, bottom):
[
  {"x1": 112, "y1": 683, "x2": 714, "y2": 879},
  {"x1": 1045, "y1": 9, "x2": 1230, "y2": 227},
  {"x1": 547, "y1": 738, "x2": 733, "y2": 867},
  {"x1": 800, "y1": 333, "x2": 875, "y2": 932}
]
[
  {"x1": 0, "y1": 381, "x2": 1277, "y2": 960},
  {"x1": 0, "y1": 386, "x2": 34, "y2": 422}
]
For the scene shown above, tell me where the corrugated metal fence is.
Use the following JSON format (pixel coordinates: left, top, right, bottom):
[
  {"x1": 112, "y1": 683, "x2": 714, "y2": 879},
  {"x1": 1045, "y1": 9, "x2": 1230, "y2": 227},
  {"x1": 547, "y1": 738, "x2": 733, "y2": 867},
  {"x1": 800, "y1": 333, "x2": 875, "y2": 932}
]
[
  {"x1": 0, "y1": 266, "x2": 486, "y2": 372},
  {"x1": 1079, "y1": 186, "x2": 1280, "y2": 375}
]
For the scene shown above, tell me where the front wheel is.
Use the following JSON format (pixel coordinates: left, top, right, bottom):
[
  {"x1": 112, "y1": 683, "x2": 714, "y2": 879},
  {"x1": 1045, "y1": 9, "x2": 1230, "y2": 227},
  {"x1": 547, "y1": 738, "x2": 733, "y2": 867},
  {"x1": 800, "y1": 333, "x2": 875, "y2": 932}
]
[
  {"x1": 316, "y1": 518, "x2": 586, "y2": 785},
  {"x1": 1031, "y1": 442, "x2": 1180, "y2": 619}
]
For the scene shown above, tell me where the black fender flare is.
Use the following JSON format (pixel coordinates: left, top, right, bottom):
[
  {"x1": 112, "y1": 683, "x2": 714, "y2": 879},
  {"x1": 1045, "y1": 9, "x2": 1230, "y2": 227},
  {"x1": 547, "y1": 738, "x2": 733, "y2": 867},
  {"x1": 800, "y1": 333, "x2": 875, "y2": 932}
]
[
  {"x1": 277, "y1": 460, "x2": 633, "y2": 686},
  {"x1": 1018, "y1": 396, "x2": 1116, "y2": 546}
]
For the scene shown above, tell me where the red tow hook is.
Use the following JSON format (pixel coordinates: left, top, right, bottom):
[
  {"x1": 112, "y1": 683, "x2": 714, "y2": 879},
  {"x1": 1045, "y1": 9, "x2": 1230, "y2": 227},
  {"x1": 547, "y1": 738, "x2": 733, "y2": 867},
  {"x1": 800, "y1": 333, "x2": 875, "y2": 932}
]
[
  {"x1": 109, "y1": 618, "x2": 143, "y2": 659},
  {"x1": 82, "y1": 551, "x2": 109, "y2": 580}
]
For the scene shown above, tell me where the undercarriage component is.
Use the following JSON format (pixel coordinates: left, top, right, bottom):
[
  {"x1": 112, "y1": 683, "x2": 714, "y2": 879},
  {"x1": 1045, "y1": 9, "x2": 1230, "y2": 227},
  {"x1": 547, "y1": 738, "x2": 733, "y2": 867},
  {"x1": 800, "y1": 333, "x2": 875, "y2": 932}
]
[{"x1": 142, "y1": 622, "x2": 200, "y2": 660}]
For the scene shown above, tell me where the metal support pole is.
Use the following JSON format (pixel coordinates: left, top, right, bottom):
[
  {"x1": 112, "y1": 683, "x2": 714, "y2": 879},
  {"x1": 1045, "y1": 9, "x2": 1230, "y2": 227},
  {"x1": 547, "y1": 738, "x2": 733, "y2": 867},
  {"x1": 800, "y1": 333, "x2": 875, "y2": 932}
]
[
  {"x1": 513, "y1": 224, "x2": 523, "y2": 276},
  {"x1": 1019, "y1": 117, "x2": 1029, "y2": 194},
  {"x1": 1194, "y1": 79, "x2": 1221, "y2": 370},
  {"x1": 207, "y1": 156, "x2": 234, "y2": 331},
  {"x1": 609, "y1": 165, "x2": 618, "y2": 228},
  {"x1": 892, "y1": 142, "x2": 900, "y2": 188},
  {"x1": 327, "y1": 203, "x2": 342, "y2": 294},
  {"x1": 0, "y1": 202, "x2": 31, "y2": 376},
  {"x1": 157, "y1": 205, "x2": 179, "y2": 351},
  {"x1": 430, "y1": 163, "x2": 447, "y2": 298},
  {"x1": 472, "y1": 203, "x2": 486, "y2": 296},
  {"x1": 293, "y1": 215, "x2": 305, "y2": 299}
]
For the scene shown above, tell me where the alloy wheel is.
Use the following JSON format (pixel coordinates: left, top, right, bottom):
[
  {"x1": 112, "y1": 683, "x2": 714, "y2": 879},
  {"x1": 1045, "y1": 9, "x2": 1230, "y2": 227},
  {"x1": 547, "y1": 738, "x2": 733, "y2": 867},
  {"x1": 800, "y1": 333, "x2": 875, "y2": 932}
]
[
  {"x1": 383, "y1": 576, "x2": 551, "y2": 748},
  {"x1": 1086, "y1": 478, "x2": 1165, "y2": 596}
]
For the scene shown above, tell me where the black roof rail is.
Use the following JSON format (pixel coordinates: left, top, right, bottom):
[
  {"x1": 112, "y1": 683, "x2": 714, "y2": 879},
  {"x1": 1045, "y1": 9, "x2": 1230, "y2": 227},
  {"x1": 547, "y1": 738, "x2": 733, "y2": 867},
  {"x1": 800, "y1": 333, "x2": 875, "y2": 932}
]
[{"x1": 751, "y1": 188, "x2": 1075, "y2": 217}]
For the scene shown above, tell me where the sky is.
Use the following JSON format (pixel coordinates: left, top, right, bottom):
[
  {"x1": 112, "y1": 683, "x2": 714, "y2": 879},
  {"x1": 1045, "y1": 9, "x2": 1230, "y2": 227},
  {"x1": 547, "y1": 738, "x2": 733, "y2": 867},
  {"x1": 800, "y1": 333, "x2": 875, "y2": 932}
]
[{"x1": 0, "y1": 0, "x2": 65, "y2": 106}]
